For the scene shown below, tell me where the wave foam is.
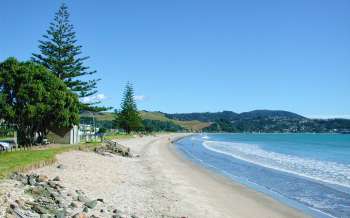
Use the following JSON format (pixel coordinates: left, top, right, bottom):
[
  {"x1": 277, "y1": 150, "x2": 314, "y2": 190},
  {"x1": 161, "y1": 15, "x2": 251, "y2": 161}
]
[{"x1": 203, "y1": 140, "x2": 350, "y2": 188}]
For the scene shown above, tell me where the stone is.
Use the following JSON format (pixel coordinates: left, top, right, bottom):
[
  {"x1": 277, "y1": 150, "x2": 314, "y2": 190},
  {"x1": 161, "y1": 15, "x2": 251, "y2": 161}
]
[
  {"x1": 31, "y1": 187, "x2": 45, "y2": 196},
  {"x1": 57, "y1": 200, "x2": 64, "y2": 208},
  {"x1": 83, "y1": 207, "x2": 89, "y2": 213},
  {"x1": 53, "y1": 176, "x2": 61, "y2": 181},
  {"x1": 31, "y1": 204, "x2": 49, "y2": 214},
  {"x1": 48, "y1": 181, "x2": 56, "y2": 188},
  {"x1": 37, "y1": 175, "x2": 49, "y2": 183},
  {"x1": 40, "y1": 214, "x2": 50, "y2": 218},
  {"x1": 84, "y1": 200, "x2": 97, "y2": 209},
  {"x1": 77, "y1": 195, "x2": 89, "y2": 203},
  {"x1": 15, "y1": 199, "x2": 26, "y2": 209},
  {"x1": 72, "y1": 212, "x2": 88, "y2": 218},
  {"x1": 55, "y1": 209, "x2": 66, "y2": 218},
  {"x1": 70, "y1": 202, "x2": 78, "y2": 208},
  {"x1": 97, "y1": 198, "x2": 104, "y2": 203},
  {"x1": 113, "y1": 209, "x2": 118, "y2": 214},
  {"x1": 9, "y1": 203, "x2": 17, "y2": 209},
  {"x1": 27, "y1": 175, "x2": 37, "y2": 186},
  {"x1": 57, "y1": 164, "x2": 64, "y2": 169}
]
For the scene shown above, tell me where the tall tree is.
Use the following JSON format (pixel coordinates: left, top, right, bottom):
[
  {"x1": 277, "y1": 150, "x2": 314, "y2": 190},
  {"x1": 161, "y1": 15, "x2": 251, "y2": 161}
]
[
  {"x1": 114, "y1": 83, "x2": 143, "y2": 133},
  {"x1": 0, "y1": 58, "x2": 80, "y2": 146},
  {"x1": 32, "y1": 3, "x2": 104, "y2": 112}
]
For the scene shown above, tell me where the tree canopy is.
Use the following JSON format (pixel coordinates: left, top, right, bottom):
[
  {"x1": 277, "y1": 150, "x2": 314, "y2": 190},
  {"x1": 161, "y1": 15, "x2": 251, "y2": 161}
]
[
  {"x1": 114, "y1": 83, "x2": 143, "y2": 133},
  {"x1": 32, "y1": 3, "x2": 105, "y2": 112},
  {"x1": 0, "y1": 58, "x2": 80, "y2": 146}
]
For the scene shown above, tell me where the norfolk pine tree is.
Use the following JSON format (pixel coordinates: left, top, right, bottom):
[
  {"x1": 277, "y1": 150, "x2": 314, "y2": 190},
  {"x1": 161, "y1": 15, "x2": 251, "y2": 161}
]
[
  {"x1": 114, "y1": 83, "x2": 143, "y2": 134},
  {"x1": 32, "y1": 3, "x2": 106, "y2": 112}
]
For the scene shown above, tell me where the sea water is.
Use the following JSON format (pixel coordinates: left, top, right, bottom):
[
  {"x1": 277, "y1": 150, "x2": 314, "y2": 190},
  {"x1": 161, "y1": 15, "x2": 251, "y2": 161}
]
[{"x1": 175, "y1": 133, "x2": 350, "y2": 218}]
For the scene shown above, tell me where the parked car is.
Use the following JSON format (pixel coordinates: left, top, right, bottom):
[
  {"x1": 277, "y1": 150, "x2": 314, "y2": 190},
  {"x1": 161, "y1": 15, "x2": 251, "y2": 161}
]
[{"x1": 0, "y1": 141, "x2": 12, "y2": 151}]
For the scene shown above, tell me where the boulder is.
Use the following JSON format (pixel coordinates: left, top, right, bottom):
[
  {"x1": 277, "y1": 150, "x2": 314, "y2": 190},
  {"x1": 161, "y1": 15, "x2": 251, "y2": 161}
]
[
  {"x1": 54, "y1": 209, "x2": 66, "y2": 218},
  {"x1": 97, "y1": 198, "x2": 104, "y2": 203},
  {"x1": 31, "y1": 204, "x2": 49, "y2": 214},
  {"x1": 27, "y1": 175, "x2": 37, "y2": 186},
  {"x1": 47, "y1": 181, "x2": 57, "y2": 188},
  {"x1": 84, "y1": 200, "x2": 97, "y2": 209},
  {"x1": 37, "y1": 175, "x2": 49, "y2": 183},
  {"x1": 53, "y1": 176, "x2": 61, "y2": 181},
  {"x1": 70, "y1": 202, "x2": 78, "y2": 208},
  {"x1": 77, "y1": 195, "x2": 89, "y2": 203}
]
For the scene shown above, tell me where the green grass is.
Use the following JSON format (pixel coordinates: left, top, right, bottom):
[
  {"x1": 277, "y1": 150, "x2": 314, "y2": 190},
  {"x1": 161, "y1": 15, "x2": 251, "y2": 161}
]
[
  {"x1": 140, "y1": 111, "x2": 210, "y2": 131},
  {"x1": 0, "y1": 142, "x2": 102, "y2": 180}
]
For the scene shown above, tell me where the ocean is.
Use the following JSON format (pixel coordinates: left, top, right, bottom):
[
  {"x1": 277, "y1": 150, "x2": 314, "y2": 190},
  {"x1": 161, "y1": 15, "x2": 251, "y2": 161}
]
[{"x1": 175, "y1": 133, "x2": 350, "y2": 218}]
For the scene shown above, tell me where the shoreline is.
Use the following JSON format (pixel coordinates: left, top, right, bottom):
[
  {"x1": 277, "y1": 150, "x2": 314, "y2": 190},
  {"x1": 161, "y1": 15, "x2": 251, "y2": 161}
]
[
  {"x1": 1, "y1": 133, "x2": 309, "y2": 217},
  {"x1": 165, "y1": 134, "x2": 309, "y2": 218}
]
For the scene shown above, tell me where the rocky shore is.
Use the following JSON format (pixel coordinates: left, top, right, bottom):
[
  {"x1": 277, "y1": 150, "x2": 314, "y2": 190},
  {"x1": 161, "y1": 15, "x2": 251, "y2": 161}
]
[{"x1": 1, "y1": 170, "x2": 134, "y2": 218}]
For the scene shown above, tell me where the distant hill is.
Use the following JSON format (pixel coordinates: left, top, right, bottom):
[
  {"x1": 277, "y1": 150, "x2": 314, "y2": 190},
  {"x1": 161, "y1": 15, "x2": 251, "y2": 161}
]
[
  {"x1": 165, "y1": 110, "x2": 304, "y2": 122},
  {"x1": 140, "y1": 111, "x2": 210, "y2": 131},
  {"x1": 165, "y1": 111, "x2": 239, "y2": 122},
  {"x1": 80, "y1": 111, "x2": 210, "y2": 131},
  {"x1": 239, "y1": 110, "x2": 305, "y2": 120},
  {"x1": 81, "y1": 110, "x2": 350, "y2": 133}
]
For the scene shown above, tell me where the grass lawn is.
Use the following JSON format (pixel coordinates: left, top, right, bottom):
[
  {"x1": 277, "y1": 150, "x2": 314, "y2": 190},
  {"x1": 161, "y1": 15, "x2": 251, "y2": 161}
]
[{"x1": 0, "y1": 142, "x2": 102, "y2": 180}]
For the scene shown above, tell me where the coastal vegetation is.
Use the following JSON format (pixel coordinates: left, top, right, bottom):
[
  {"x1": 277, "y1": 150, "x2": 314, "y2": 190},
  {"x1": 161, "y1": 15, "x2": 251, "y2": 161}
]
[{"x1": 142, "y1": 119, "x2": 184, "y2": 132}]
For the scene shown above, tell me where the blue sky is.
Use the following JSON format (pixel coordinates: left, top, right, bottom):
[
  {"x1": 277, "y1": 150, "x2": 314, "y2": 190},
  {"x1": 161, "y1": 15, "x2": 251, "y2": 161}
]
[{"x1": 1, "y1": 0, "x2": 349, "y2": 118}]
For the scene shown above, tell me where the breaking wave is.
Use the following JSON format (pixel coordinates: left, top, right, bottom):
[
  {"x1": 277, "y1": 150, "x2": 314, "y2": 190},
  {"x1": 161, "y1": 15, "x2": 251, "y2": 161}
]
[{"x1": 203, "y1": 140, "x2": 350, "y2": 188}]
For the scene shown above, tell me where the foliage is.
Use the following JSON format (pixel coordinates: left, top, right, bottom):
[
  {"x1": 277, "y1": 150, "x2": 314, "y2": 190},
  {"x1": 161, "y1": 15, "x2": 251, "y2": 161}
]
[
  {"x1": 32, "y1": 3, "x2": 106, "y2": 112},
  {"x1": 165, "y1": 111, "x2": 239, "y2": 122},
  {"x1": 0, "y1": 58, "x2": 79, "y2": 146},
  {"x1": 165, "y1": 110, "x2": 304, "y2": 122},
  {"x1": 0, "y1": 125, "x2": 14, "y2": 138},
  {"x1": 114, "y1": 83, "x2": 143, "y2": 133}
]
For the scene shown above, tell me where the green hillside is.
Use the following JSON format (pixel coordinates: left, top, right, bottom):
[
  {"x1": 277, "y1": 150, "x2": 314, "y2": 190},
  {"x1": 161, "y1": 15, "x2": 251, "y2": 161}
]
[{"x1": 81, "y1": 111, "x2": 210, "y2": 132}]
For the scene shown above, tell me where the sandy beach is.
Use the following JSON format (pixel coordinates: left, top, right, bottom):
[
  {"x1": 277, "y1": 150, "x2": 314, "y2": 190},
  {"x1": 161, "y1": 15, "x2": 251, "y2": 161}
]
[{"x1": 27, "y1": 134, "x2": 307, "y2": 217}]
